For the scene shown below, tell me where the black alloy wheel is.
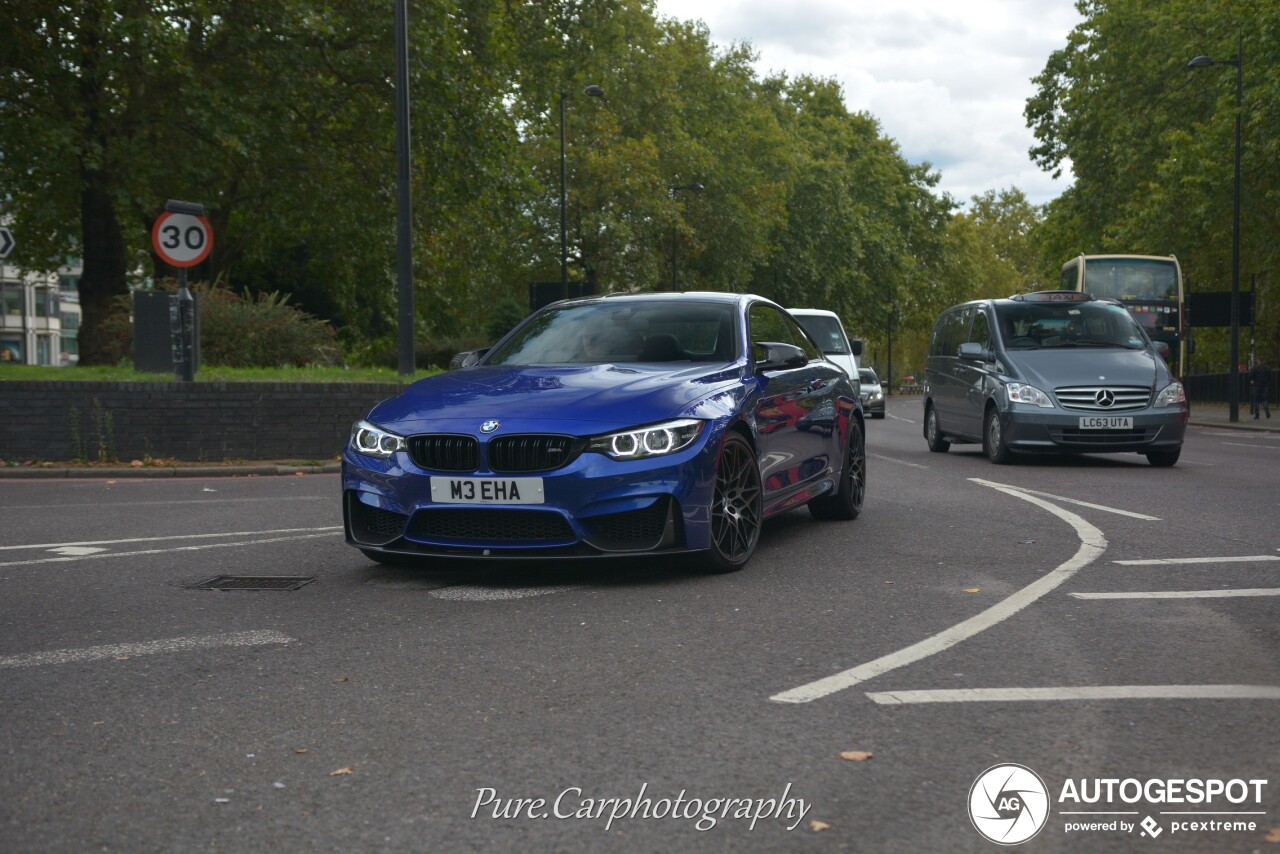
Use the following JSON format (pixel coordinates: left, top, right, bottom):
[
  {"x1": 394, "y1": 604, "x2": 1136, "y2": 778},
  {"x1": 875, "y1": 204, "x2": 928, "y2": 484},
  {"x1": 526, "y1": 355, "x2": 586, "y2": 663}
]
[
  {"x1": 811, "y1": 419, "x2": 866, "y2": 520},
  {"x1": 704, "y1": 433, "x2": 763, "y2": 572}
]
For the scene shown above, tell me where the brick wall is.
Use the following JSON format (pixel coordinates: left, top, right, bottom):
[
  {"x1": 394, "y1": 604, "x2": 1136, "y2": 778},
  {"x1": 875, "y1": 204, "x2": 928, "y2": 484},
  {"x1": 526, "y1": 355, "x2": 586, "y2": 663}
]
[{"x1": 0, "y1": 381, "x2": 405, "y2": 462}]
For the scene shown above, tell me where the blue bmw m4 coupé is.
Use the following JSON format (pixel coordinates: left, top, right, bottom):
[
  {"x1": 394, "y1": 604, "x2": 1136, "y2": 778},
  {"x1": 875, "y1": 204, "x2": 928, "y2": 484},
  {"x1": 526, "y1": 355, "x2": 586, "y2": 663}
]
[{"x1": 343, "y1": 292, "x2": 866, "y2": 572}]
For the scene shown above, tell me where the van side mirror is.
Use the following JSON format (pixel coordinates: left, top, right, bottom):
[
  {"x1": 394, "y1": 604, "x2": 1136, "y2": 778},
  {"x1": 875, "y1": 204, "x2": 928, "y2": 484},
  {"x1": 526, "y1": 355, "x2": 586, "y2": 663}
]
[
  {"x1": 957, "y1": 342, "x2": 992, "y2": 362},
  {"x1": 755, "y1": 341, "x2": 808, "y2": 372},
  {"x1": 850, "y1": 339, "x2": 863, "y2": 356},
  {"x1": 1153, "y1": 341, "x2": 1170, "y2": 361}
]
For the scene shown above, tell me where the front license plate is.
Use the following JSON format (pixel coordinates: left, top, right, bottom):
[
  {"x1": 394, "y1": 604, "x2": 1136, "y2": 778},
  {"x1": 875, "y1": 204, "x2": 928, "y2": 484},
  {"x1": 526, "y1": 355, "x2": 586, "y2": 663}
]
[
  {"x1": 430, "y1": 477, "x2": 544, "y2": 505},
  {"x1": 1078, "y1": 416, "x2": 1133, "y2": 429}
]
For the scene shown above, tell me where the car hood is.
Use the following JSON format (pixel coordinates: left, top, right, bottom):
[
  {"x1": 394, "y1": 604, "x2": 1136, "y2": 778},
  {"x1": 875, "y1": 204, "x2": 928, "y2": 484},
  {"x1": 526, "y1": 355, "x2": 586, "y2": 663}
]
[
  {"x1": 1005, "y1": 348, "x2": 1164, "y2": 390},
  {"x1": 367, "y1": 363, "x2": 742, "y2": 434}
]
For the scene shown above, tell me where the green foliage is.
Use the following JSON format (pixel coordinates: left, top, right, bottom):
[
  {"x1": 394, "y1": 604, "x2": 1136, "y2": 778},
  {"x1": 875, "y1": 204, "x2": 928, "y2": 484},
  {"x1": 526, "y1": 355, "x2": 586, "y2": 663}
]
[
  {"x1": 486, "y1": 299, "x2": 529, "y2": 343},
  {"x1": 197, "y1": 287, "x2": 342, "y2": 368},
  {"x1": 1026, "y1": 0, "x2": 1280, "y2": 368}
]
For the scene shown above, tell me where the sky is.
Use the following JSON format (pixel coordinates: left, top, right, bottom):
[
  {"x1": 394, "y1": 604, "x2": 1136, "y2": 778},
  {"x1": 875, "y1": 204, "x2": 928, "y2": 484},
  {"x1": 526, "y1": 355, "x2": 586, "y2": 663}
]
[{"x1": 649, "y1": 0, "x2": 1085, "y2": 207}]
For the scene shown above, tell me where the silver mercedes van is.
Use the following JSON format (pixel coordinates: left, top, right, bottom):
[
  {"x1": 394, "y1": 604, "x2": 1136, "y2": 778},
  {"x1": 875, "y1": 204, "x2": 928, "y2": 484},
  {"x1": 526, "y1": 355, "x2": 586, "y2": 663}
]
[{"x1": 922, "y1": 291, "x2": 1188, "y2": 466}]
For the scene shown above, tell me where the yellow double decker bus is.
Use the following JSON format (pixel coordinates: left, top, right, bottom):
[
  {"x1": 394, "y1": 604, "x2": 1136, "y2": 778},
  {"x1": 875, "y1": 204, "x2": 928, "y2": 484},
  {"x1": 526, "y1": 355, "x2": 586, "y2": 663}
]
[{"x1": 1060, "y1": 255, "x2": 1186, "y2": 377}]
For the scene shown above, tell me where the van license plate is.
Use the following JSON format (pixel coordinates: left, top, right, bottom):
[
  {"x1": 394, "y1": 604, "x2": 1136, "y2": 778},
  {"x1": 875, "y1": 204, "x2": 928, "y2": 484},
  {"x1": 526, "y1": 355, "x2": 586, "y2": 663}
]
[
  {"x1": 430, "y1": 477, "x2": 544, "y2": 504},
  {"x1": 1078, "y1": 416, "x2": 1133, "y2": 429}
]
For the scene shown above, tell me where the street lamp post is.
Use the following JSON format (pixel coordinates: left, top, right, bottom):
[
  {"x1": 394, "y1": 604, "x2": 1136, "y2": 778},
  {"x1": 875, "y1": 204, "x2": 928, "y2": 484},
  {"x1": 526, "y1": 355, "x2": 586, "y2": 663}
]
[
  {"x1": 669, "y1": 182, "x2": 704, "y2": 291},
  {"x1": 560, "y1": 84, "x2": 605, "y2": 301},
  {"x1": 1188, "y1": 34, "x2": 1244, "y2": 421}
]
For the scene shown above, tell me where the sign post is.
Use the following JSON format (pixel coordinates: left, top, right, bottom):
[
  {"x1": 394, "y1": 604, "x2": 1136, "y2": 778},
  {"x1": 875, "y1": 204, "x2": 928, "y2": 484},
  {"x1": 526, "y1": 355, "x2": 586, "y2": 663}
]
[
  {"x1": 0, "y1": 226, "x2": 14, "y2": 260},
  {"x1": 151, "y1": 201, "x2": 212, "y2": 381}
]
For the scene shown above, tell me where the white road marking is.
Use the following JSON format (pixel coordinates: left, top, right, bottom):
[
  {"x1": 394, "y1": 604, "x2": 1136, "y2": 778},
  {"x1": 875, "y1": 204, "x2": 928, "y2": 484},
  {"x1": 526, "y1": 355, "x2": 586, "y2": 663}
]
[
  {"x1": 866, "y1": 685, "x2": 1280, "y2": 705},
  {"x1": 1070, "y1": 588, "x2": 1280, "y2": 600},
  {"x1": 430, "y1": 585, "x2": 583, "y2": 601},
  {"x1": 0, "y1": 526, "x2": 342, "y2": 552},
  {"x1": 0, "y1": 496, "x2": 328, "y2": 511},
  {"x1": 1222, "y1": 442, "x2": 1280, "y2": 450},
  {"x1": 47, "y1": 546, "x2": 108, "y2": 556},
  {"x1": 1113, "y1": 555, "x2": 1280, "y2": 566},
  {"x1": 770, "y1": 479, "x2": 1106, "y2": 703},
  {"x1": 0, "y1": 630, "x2": 293, "y2": 670},
  {"x1": 886, "y1": 413, "x2": 916, "y2": 424},
  {"x1": 867, "y1": 452, "x2": 928, "y2": 470},
  {"x1": 978, "y1": 484, "x2": 1161, "y2": 521},
  {"x1": 0, "y1": 532, "x2": 339, "y2": 568}
]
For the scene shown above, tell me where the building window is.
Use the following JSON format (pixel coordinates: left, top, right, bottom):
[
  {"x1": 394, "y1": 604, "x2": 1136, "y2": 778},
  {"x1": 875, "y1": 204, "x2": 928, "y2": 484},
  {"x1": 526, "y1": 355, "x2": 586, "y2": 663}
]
[
  {"x1": 34, "y1": 288, "x2": 58, "y2": 317},
  {"x1": 60, "y1": 333, "x2": 79, "y2": 362},
  {"x1": 60, "y1": 312, "x2": 80, "y2": 330},
  {"x1": 0, "y1": 337, "x2": 21, "y2": 362},
  {"x1": 1, "y1": 286, "x2": 20, "y2": 316},
  {"x1": 59, "y1": 274, "x2": 81, "y2": 292},
  {"x1": 37, "y1": 335, "x2": 52, "y2": 365}
]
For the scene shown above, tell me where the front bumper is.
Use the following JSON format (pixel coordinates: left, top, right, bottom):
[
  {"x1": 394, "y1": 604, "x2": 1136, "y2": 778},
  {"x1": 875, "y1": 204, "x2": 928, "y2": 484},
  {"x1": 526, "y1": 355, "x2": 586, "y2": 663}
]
[
  {"x1": 341, "y1": 427, "x2": 721, "y2": 560},
  {"x1": 1001, "y1": 405, "x2": 1188, "y2": 454}
]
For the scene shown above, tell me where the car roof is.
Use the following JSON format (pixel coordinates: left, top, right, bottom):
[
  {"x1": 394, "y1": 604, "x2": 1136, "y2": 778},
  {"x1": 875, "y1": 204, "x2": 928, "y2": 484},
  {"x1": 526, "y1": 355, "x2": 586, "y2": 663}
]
[
  {"x1": 787, "y1": 308, "x2": 840, "y2": 319},
  {"x1": 556, "y1": 290, "x2": 754, "y2": 308}
]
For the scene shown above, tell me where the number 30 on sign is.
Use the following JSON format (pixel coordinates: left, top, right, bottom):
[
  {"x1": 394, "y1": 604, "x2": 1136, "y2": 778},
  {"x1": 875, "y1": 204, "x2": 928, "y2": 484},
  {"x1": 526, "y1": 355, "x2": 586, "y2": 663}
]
[{"x1": 151, "y1": 211, "x2": 213, "y2": 268}]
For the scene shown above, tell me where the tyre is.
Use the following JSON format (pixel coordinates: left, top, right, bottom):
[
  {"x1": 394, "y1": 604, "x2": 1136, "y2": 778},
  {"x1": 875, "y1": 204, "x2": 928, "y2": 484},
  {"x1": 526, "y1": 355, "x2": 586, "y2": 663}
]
[
  {"x1": 701, "y1": 433, "x2": 763, "y2": 573},
  {"x1": 984, "y1": 406, "x2": 1013, "y2": 464},
  {"x1": 811, "y1": 419, "x2": 866, "y2": 521},
  {"x1": 1145, "y1": 448, "x2": 1181, "y2": 467},
  {"x1": 924, "y1": 404, "x2": 950, "y2": 452}
]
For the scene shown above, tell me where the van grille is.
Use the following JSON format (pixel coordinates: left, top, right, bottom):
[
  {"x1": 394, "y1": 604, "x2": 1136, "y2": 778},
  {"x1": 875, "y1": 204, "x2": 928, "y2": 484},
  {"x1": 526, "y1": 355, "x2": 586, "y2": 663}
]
[{"x1": 1054, "y1": 386, "x2": 1151, "y2": 412}]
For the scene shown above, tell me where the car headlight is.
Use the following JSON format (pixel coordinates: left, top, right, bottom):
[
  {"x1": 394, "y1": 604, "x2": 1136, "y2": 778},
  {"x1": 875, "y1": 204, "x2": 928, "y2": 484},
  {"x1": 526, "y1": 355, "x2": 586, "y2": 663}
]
[
  {"x1": 587, "y1": 419, "x2": 704, "y2": 460},
  {"x1": 1154, "y1": 381, "x2": 1186, "y2": 407},
  {"x1": 350, "y1": 419, "x2": 405, "y2": 458},
  {"x1": 1006, "y1": 383, "x2": 1054, "y2": 408},
  {"x1": 872, "y1": 391, "x2": 883, "y2": 400}
]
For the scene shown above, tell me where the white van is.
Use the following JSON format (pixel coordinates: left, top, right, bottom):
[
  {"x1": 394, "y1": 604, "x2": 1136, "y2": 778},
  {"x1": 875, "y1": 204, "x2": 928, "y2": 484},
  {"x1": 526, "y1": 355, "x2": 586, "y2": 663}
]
[{"x1": 788, "y1": 308, "x2": 861, "y2": 380}]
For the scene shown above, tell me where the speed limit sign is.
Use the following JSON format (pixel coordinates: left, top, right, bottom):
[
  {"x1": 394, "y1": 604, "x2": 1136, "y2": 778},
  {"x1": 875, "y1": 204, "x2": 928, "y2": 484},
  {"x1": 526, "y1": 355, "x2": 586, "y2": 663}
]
[{"x1": 151, "y1": 211, "x2": 213, "y2": 267}]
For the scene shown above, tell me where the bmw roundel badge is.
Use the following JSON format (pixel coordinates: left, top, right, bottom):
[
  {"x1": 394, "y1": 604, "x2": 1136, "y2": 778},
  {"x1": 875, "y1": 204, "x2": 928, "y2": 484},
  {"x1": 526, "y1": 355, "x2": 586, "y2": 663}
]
[{"x1": 480, "y1": 420, "x2": 500, "y2": 434}]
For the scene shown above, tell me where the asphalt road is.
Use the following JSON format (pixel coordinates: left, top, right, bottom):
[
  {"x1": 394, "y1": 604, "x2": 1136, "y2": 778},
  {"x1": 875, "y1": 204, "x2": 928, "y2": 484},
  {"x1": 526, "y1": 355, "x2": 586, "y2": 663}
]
[{"x1": 2, "y1": 399, "x2": 1278, "y2": 853}]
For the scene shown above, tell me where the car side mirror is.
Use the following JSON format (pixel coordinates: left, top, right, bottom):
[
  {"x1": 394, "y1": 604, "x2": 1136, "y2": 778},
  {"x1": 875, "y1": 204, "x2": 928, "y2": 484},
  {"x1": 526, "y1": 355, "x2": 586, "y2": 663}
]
[
  {"x1": 458, "y1": 348, "x2": 490, "y2": 368},
  {"x1": 1152, "y1": 341, "x2": 1170, "y2": 361},
  {"x1": 957, "y1": 341, "x2": 992, "y2": 362},
  {"x1": 755, "y1": 341, "x2": 808, "y2": 372},
  {"x1": 850, "y1": 339, "x2": 863, "y2": 356}
]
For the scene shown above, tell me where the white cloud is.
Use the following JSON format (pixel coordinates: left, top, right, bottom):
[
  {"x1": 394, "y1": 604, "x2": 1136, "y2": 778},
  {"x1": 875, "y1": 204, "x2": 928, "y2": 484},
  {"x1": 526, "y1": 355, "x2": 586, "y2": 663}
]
[{"x1": 651, "y1": 0, "x2": 1083, "y2": 206}]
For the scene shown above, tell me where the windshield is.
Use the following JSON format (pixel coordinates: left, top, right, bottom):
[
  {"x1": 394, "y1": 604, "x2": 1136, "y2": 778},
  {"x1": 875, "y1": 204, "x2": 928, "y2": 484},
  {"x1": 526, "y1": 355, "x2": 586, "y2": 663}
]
[
  {"x1": 485, "y1": 300, "x2": 739, "y2": 366},
  {"x1": 996, "y1": 301, "x2": 1149, "y2": 350},
  {"x1": 792, "y1": 314, "x2": 849, "y2": 355},
  {"x1": 1083, "y1": 259, "x2": 1179, "y2": 301},
  {"x1": 858, "y1": 369, "x2": 878, "y2": 383}
]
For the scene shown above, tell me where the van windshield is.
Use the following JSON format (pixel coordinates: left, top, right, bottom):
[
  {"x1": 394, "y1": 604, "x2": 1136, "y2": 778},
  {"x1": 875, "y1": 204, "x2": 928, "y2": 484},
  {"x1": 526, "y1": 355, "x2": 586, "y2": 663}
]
[
  {"x1": 996, "y1": 302, "x2": 1148, "y2": 350},
  {"x1": 792, "y1": 315, "x2": 849, "y2": 355}
]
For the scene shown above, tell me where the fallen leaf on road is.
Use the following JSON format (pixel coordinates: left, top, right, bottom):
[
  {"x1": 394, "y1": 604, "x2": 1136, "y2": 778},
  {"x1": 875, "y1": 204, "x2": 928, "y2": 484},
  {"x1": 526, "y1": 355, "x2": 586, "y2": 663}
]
[
  {"x1": 840, "y1": 751, "x2": 874, "y2": 762},
  {"x1": 295, "y1": 472, "x2": 306, "y2": 476},
  {"x1": 1265, "y1": 827, "x2": 1280, "y2": 843},
  {"x1": 883, "y1": 580, "x2": 894, "y2": 584},
  {"x1": 130, "y1": 460, "x2": 143, "y2": 467},
  {"x1": 810, "y1": 820, "x2": 830, "y2": 832},
  {"x1": 963, "y1": 587, "x2": 981, "y2": 593},
  {"x1": 294, "y1": 748, "x2": 308, "y2": 754},
  {"x1": 334, "y1": 677, "x2": 349, "y2": 683},
  {"x1": 329, "y1": 767, "x2": 353, "y2": 776},
  {"x1": 114, "y1": 656, "x2": 130, "y2": 661}
]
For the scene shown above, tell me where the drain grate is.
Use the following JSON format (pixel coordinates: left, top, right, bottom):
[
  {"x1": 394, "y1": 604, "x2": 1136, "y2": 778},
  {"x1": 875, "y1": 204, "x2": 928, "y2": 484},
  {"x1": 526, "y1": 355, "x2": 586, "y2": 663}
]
[{"x1": 192, "y1": 576, "x2": 317, "y2": 591}]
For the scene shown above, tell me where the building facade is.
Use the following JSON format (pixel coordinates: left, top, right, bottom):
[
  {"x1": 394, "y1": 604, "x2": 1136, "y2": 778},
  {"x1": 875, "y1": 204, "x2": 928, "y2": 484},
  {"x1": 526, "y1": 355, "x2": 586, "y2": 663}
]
[{"x1": 0, "y1": 260, "x2": 82, "y2": 366}]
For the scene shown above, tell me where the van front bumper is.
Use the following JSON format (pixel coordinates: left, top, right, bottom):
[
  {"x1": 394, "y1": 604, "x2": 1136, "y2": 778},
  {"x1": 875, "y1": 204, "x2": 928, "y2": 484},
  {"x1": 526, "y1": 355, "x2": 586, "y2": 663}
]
[{"x1": 1002, "y1": 406, "x2": 1187, "y2": 454}]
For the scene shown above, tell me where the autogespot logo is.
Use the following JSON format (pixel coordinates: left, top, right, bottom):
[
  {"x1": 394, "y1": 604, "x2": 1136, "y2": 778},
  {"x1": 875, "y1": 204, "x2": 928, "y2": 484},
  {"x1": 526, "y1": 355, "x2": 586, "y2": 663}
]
[{"x1": 969, "y1": 764, "x2": 1051, "y2": 845}]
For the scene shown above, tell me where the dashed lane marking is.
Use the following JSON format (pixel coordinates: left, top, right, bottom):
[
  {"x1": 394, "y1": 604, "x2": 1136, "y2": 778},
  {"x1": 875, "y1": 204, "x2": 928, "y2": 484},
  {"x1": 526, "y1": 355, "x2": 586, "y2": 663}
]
[
  {"x1": 1112, "y1": 555, "x2": 1280, "y2": 566},
  {"x1": 0, "y1": 630, "x2": 294, "y2": 669},
  {"x1": 866, "y1": 685, "x2": 1280, "y2": 705},
  {"x1": 867, "y1": 452, "x2": 928, "y2": 470},
  {"x1": 769, "y1": 479, "x2": 1106, "y2": 704},
  {"x1": 0, "y1": 526, "x2": 342, "y2": 552},
  {"x1": 1071, "y1": 588, "x2": 1280, "y2": 600},
  {"x1": 0, "y1": 532, "x2": 339, "y2": 568}
]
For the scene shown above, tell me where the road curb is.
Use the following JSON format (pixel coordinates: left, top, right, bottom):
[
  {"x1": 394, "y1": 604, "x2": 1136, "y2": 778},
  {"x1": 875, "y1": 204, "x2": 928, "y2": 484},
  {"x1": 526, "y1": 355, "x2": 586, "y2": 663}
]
[{"x1": 0, "y1": 462, "x2": 342, "y2": 479}]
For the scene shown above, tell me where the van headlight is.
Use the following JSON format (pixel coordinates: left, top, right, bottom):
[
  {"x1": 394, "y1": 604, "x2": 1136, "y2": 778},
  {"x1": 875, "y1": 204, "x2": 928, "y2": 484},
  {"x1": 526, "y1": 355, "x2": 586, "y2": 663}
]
[
  {"x1": 350, "y1": 420, "x2": 405, "y2": 458},
  {"x1": 1154, "y1": 382, "x2": 1186, "y2": 407},
  {"x1": 1006, "y1": 383, "x2": 1054, "y2": 408},
  {"x1": 587, "y1": 419, "x2": 703, "y2": 460}
]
